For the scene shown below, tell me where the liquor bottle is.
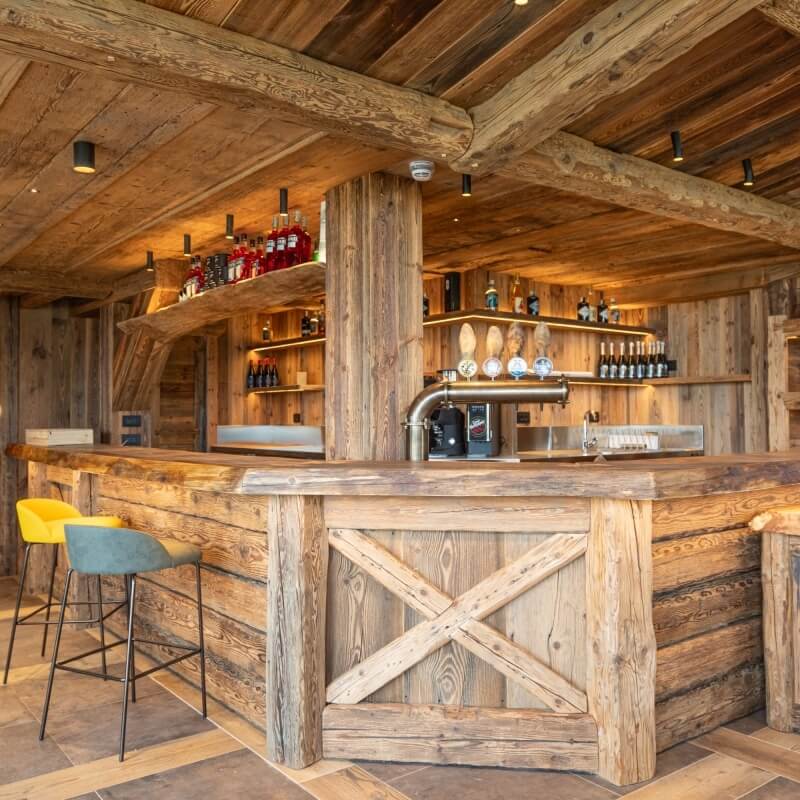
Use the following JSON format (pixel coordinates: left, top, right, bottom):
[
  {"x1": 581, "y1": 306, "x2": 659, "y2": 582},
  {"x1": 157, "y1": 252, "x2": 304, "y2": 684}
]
[
  {"x1": 608, "y1": 342, "x2": 618, "y2": 379},
  {"x1": 656, "y1": 341, "x2": 667, "y2": 378},
  {"x1": 577, "y1": 296, "x2": 590, "y2": 321},
  {"x1": 636, "y1": 341, "x2": 645, "y2": 380},
  {"x1": 610, "y1": 298, "x2": 621, "y2": 324},
  {"x1": 247, "y1": 361, "x2": 256, "y2": 390},
  {"x1": 262, "y1": 322, "x2": 272, "y2": 342},
  {"x1": 271, "y1": 358, "x2": 280, "y2": 387},
  {"x1": 510, "y1": 274, "x2": 524, "y2": 314},
  {"x1": 527, "y1": 288, "x2": 539, "y2": 316},
  {"x1": 318, "y1": 301, "x2": 326, "y2": 335},
  {"x1": 255, "y1": 236, "x2": 266, "y2": 276},
  {"x1": 598, "y1": 295, "x2": 609, "y2": 324},
  {"x1": 301, "y1": 215, "x2": 312, "y2": 263},
  {"x1": 629, "y1": 341, "x2": 637, "y2": 378},
  {"x1": 286, "y1": 209, "x2": 303, "y2": 267},
  {"x1": 203, "y1": 256, "x2": 214, "y2": 291},
  {"x1": 619, "y1": 341, "x2": 629, "y2": 379},
  {"x1": 266, "y1": 216, "x2": 278, "y2": 271},
  {"x1": 646, "y1": 342, "x2": 656, "y2": 379},
  {"x1": 236, "y1": 234, "x2": 248, "y2": 282},
  {"x1": 227, "y1": 236, "x2": 238, "y2": 283},
  {"x1": 301, "y1": 310, "x2": 311, "y2": 337},
  {"x1": 444, "y1": 272, "x2": 460, "y2": 312},
  {"x1": 275, "y1": 215, "x2": 289, "y2": 270},
  {"x1": 309, "y1": 309, "x2": 319, "y2": 336},
  {"x1": 598, "y1": 342, "x2": 608, "y2": 379},
  {"x1": 423, "y1": 294, "x2": 430, "y2": 317},
  {"x1": 485, "y1": 279, "x2": 499, "y2": 310}
]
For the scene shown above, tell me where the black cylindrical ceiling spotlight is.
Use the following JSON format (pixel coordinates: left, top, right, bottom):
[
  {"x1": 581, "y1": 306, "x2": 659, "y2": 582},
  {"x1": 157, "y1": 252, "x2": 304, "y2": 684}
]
[
  {"x1": 225, "y1": 213, "x2": 234, "y2": 240},
  {"x1": 146, "y1": 251, "x2": 154, "y2": 271},
  {"x1": 461, "y1": 174, "x2": 472, "y2": 197},
  {"x1": 670, "y1": 130, "x2": 684, "y2": 163},
  {"x1": 183, "y1": 233, "x2": 191, "y2": 257},
  {"x1": 743, "y1": 158, "x2": 755, "y2": 187},
  {"x1": 73, "y1": 140, "x2": 96, "y2": 174},
  {"x1": 279, "y1": 187, "x2": 289, "y2": 217}
]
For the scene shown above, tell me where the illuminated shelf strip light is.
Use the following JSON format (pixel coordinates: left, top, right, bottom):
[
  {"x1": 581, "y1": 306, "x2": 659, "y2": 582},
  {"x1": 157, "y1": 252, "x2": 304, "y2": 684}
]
[
  {"x1": 422, "y1": 311, "x2": 652, "y2": 336},
  {"x1": 246, "y1": 384, "x2": 324, "y2": 395},
  {"x1": 251, "y1": 336, "x2": 326, "y2": 353}
]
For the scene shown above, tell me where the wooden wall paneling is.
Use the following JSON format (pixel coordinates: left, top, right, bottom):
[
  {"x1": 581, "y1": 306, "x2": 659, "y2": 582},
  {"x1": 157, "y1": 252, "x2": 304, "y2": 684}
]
[
  {"x1": 0, "y1": 296, "x2": 19, "y2": 576},
  {"x1": 745, "y1": 288, "x2": 768, "y2": 453},
  {"x1": 326, "y1": 530, "x2": 405, "y2": 704},
  {"x1": 205, "y1": 333, "x2": 218, "y2": 448},
  {"x1": 768, "y1": 314, "x2": 790, "y2": 450},
  {"x1": 157, "y1": 336, "x2": 203, "y2": 451},
  {"x1": 402, "y1": 530, "x2": 505, "y2": 708},
  {"x1": 586, "y1": 497, "x2": 656, "y2": 786},
  {"x1": 267, "y1": 494, "x2": 327, "y2": 768},
  {"x1": 325, "y1": 172, "x2": 423, "y2": 461}
]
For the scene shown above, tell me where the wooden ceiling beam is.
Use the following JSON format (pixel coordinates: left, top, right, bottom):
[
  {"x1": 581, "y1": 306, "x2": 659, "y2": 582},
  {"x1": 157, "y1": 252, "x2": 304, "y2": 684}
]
[
  {"x1": 759, "y1": 0, "x2": 800, "y2": 33},
  {"x1": 502, "y1": 132, "x2": 800, "y2": 250},
  {"x1": 0, "y1": 268, "x2": 108, "y2": 297},
  {"x1": 452, "y1": 0, "x2": 762, "y2": 174},
  {"x1": 0, "y1": 0, "x2": 471, "y2": 161},
  {"x1": 603, "y1": 263, "x2": 800, "y2": 308}
]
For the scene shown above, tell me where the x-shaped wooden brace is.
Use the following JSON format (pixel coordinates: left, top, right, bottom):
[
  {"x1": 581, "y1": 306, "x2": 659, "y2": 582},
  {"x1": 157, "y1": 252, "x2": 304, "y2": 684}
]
[{"x1": 326, "y1": 528, "x2": 588, "y2": 713}]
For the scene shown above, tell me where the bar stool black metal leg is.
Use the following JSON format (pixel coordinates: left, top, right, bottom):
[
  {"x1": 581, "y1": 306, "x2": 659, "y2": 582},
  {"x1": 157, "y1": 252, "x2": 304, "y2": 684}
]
[
  {"x1": 119, "y1": 573, "x2": 137, "y2": 761},
  {"x1": 124, "y1": 575, "x2": 136, "y2": 703},
  {"x1": 39, "y1": 568, "x2": 73, "y2": 741},
  {"x1": 41, "y1": 545, "x2": 58, "y2": 657},
  {"x1": 97, "y1": 574, "x2": 108, "y2": 679},
  {"x1": 195, "y1": 562, "x2": 207, "y2": 718},
  {"x1": 3, "y1": 543, "x2": 31, "y2": 685}
]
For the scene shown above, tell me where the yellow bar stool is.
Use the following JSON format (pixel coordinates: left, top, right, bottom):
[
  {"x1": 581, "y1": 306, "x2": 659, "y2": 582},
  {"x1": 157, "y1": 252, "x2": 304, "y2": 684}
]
[{"x1": 3, "y1": 498, "x2": 124, "y2": 684}]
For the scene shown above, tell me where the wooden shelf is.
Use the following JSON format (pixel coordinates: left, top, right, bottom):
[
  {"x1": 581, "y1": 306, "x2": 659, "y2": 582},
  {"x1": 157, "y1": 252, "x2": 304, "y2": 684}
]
[
  {"x1": 423, "y1": 308, "x2": 655, "y2": 336},
  {"x1": 118, "y1": 261, "x2": 326, "y2": 341},
  {"x1": 569, "y1": 377, "x2": 646, "y2": 387},
  {"x1": 251, "y1": 334, "x2": 326, "y2": 353},
  {"x1": 647, "y1": 375, "x2": 752, "y2": 386},
  {"x1": 247, "y1": 384, "x2": 324, "y2": 395}
]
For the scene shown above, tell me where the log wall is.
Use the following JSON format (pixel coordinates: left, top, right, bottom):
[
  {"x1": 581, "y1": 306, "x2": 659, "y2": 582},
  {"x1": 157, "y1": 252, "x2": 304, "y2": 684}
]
[{"x1": 651, "y1": 483, "x2": 800, "y2": 750}]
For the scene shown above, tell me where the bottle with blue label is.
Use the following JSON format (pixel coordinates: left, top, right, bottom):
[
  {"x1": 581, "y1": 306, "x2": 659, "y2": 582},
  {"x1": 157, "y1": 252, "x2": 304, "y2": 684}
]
[
  {"x1": 485, "y1": 279, "x2": 499, "y2": 310},
  {"x1": 527, "y1": 290, "x2": 539, "y2": 316}
]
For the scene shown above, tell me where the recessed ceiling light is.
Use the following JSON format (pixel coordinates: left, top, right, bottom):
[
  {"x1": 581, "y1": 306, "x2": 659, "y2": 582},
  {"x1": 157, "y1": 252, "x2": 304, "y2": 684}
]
[
  {"x1": 106, "y1": 55, "x2": 115, "y2": 62},
  {"x1": 453, "y1": 217, "x2": 460, "y2": 222},
  {"x1": 514, "y1": 0, "x2": 528, "y2": 4},
  {"x1": 73, "y1": 140, "x2": 96, "y2": 174},
  {"x1": 30, "y1": 188, "x2": 38, "y2": 193}
]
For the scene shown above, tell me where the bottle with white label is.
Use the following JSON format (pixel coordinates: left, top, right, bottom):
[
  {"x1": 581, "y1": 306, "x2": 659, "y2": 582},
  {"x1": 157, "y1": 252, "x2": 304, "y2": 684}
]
[{"x1": 577, "y1": 296, "x2": 590, "y2": 321}]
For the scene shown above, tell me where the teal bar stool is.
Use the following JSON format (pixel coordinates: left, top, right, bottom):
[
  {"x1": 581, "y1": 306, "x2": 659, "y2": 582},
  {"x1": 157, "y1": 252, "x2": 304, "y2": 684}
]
[{"x1": 39, "y1": 525, "x2": 207, "y2": 761}]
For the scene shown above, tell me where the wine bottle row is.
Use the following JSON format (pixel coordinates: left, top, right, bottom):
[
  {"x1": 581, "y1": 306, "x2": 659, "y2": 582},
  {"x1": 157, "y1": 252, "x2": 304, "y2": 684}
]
[
  {"x1": 597, "y1": 340, "x2": 671, "y2": 380},
  {"x1": 247, "y1": 359, "x2": 280, "y2": 390}
]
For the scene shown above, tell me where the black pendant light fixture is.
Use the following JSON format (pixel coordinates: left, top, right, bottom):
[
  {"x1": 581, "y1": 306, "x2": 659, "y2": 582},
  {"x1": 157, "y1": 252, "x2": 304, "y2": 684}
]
[
  {"x1": 183, "y1": 233, "x2": 192, "y2": 257},
  {"x1": 225, "y1": 213, "x2": 235, "y2": 240},
  {"x1": 73, "y1": 141, "x2": 96, "y2": 174},
  {"x1": 743, "y1": 158, "x2": 755, "y2": 187},
  {"x1": 279, "y1": 187, "x2": 289, "y2": 222},
  {"x1": 670, "y1": 130, "x2": 684, "y2": 163},
  {"x1": 461, "y1": 174, "x2": 472, "y2": 197},
  {"x1": 145, "y1": 251, "x2": 155, "y2": 272}
]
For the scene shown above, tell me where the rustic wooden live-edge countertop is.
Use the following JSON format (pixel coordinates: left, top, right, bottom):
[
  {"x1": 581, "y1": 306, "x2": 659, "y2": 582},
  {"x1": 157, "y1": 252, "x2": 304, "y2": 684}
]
[{"x1": 9, "y1": 443, "x2": 800, "y2": 500}]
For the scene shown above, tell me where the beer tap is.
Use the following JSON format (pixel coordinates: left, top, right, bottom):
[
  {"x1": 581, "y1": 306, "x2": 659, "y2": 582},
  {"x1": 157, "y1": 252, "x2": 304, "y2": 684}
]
[
  {"x1": 505, "y1": 322, "x2": 528, "y2": 380},
  {"x1": 482, "y1": 325, "x2": 504, "y2": 380},
  {"x1": 457, "y1": 323, "x2": 478, "y2": 380}
]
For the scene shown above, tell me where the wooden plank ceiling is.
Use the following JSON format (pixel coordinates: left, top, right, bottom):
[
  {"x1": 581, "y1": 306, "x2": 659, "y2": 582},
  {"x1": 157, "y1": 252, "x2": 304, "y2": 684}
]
[{"x1": 0, "y1": 2, "x2": 800, "y2": 300}]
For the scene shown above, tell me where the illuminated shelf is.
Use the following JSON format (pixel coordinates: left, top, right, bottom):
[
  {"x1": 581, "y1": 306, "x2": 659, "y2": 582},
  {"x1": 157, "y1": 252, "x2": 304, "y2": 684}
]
[
  {"x1": 250, "y1": 335, "x2": 326, "y2": 353},
  {"x1": 246, "y1": 384, "x2": 324, "y2": 395},
  {"x1": 422, "y1": 308, "x2": 655, "y2": 336},
  {"x1": 118, "y1": 261, "x2": 326, "y2": 341}
]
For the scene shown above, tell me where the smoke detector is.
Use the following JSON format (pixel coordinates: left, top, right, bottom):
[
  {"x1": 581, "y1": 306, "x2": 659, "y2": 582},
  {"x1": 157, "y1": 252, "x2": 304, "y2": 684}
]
[{"x1": 409, "y1": 159, "x2": 435, "y2": 182}]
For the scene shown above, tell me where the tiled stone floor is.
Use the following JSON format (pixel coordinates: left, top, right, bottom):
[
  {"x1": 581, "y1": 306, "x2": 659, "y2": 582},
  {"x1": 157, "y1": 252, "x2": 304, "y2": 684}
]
[{"x1": 1, "y1": 575, "x2": 799, "y2": 799}]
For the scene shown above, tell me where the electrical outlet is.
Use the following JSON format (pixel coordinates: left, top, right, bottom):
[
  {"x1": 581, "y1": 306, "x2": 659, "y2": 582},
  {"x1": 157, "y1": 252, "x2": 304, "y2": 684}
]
[
  {"x1": 517, "y1": 411, "x2": 531, "y2": 425},
  {"x1": 293, "y1": 413, "x2": 302, "y2": 423}
]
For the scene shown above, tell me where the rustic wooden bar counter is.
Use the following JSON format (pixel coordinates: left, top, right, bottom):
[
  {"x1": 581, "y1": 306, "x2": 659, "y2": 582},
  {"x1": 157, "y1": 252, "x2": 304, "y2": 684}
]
[{"x1": 9, "y1": 443, "x2": 800, "y2": 787}]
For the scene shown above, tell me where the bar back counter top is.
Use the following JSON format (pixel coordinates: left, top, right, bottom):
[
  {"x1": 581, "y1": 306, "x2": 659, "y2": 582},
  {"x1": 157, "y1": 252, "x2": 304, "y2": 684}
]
[{"x1": 9, "y1": 442, "x2": 800, "y2": 787}]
